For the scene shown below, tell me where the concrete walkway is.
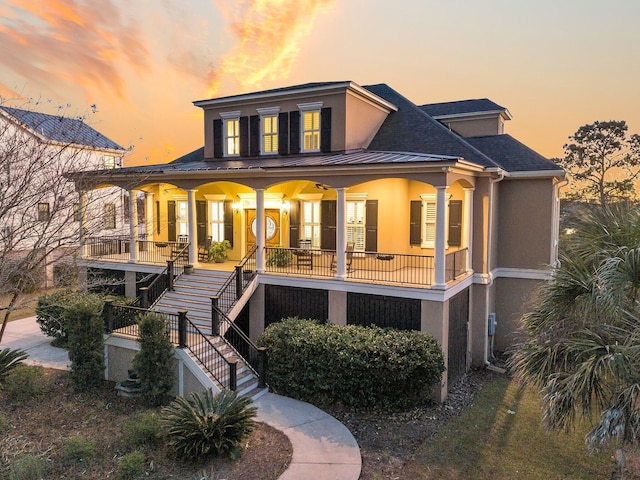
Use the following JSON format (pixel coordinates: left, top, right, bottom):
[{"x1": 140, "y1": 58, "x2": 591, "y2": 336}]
[{"x1": 0, "y1": 317, "x2": 362, "y2": 480}]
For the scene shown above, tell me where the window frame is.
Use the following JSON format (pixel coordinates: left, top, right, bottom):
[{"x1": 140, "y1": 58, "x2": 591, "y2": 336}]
[
  {"x1": 346, "y1": 194, "x2": 367, "y2": 252},
  {"x1": 104, "y1": 203, "x2": 116, "y2": 229},
  {"x1": 301, "y1": 200, "x2": 321, "y2": 249},
  {"x1": 103, "y1": 155, "x2": 116, "y2": 169},
  {"x1": 298, "y1": 102, "x2": 323, "y2": 153},
  {"x1": 208, "y1": 200, "x2": 225, "y2": 242},
  {"x1": 257, "y1": 107, "x2": 280, "y2": 155},
  {"x1": 37, "y1": 202, "x2": 50, "y2": 222},
  {"x1": 420, "y1": 193, "x2": 450, "y2": 249},
  {"x1": 220, "y1": 111, "x2": 241, "y2": 157}
]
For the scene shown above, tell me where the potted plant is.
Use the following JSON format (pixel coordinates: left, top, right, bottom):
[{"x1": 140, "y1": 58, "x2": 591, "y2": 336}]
[
  {"x1": 266, "y1": 246, "x2": 292, "y2": 267},
  {"x1": 208, "y1": 240, "x2": 231, "y2": 263}
]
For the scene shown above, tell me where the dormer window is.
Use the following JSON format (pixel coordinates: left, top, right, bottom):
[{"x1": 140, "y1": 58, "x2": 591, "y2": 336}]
[
  {"x1": 103, "y1": 155, "x2": 116, "y2": 169},
  {"x1": 257, "y1": 107, "x2": 280, "y2": 155},
  {"x1": 220, "y1": 111, "x2": 241, "y2": 157},
  {"x1": 298, "y1": 102, "x2": 323, "y2": 153}
]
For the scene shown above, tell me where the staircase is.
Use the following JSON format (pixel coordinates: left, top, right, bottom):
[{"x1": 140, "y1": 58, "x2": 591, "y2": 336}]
[
  {"x1": 153, "y1": 268, "x2": 267, "y2": 401},
  {"x1": 154, "y1": 269, "x2": 230, "y2": 335}
]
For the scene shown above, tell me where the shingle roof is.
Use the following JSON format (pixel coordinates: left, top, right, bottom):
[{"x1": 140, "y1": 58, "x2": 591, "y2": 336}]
[
  {"x1": 465, "y1": 134, "x2": 562, "y2": 172},
  {"x1": 420, "y1": 99, "x2": 507, "y2": 117},
  {"x1": 363, "y1": 84, "x2": 500, "y2": 169},
  {"x1": 0, "y1": 106, "x2": 125, "y2": 151}
]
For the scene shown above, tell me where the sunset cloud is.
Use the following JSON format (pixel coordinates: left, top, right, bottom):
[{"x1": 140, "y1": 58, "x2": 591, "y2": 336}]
[
  {"x1": 209, "y1": 0, "x2": 334, "y2": 95},
  {"x1": 0, "y1": 0, "x2": 149, "y2": 101}
]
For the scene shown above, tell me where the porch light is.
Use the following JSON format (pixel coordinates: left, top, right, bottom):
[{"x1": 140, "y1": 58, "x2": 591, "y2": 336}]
[
  {"x1": 281, "y1": 200, "x2": 290, "y2": 213},
  {"x1": 232, "y1": 202, "x2": 242, "y2": 212}
]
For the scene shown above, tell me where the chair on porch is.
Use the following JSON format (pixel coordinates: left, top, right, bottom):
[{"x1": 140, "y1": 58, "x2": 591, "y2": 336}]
[
  {"x1": 198, "y1": 236, "x2": 212, "y2": 262},
  {"x1": 171, "y1": 235, "x2": 189, "y2": 259},
  {"x1": 293, "y1": 239, "x2": 313, "y2": 270},
  {"x1": 331, "y1": 241, "x2": 355, "y2": 273}
]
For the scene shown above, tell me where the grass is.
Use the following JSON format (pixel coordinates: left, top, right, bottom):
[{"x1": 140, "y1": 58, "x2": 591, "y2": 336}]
[
  {"x1": 404, "y1": 376, "x2": 614, "y2": 479},
  {"x1": 0, "y1": 288, "x2": 58, "y2": 322}
]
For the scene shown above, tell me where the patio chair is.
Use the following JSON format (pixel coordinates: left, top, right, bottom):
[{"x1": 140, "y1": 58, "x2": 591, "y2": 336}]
[
  {"x1": 171, "y1": 235, "x2": 189, "y2": 259},
  {"x1": 293, "y1": 239, "x2": 313, "y2": 270},
  {"x1": 331, "y1": 241, "x2": 355, "y2": 272},
  {"x1": 198, "y1": 236, "x2": 212, "y2": 262}
]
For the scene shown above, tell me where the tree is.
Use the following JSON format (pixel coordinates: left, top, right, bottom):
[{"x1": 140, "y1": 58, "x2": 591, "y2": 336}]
[
  {"x1": 512, "y1": 203, "x2": 640, "y2": 476},
  {"x1": 557, "y1": 120, "x2": 640, "y2": 206},
  {"x1": 0, "y1": 97, "x2": 130, "y2": 342}
]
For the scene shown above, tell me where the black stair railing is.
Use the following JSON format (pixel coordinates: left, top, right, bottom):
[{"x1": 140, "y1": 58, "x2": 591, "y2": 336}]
[{"x1": 215, "y1": 244, "x2": 258, "y2": 314}]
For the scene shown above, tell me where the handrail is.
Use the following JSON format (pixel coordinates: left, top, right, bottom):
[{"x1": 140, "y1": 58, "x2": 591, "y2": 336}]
[
  {"x1": 212, "y1": 303, "x2": 266, "y2": 388},
  {"x1": 215, "y1": 244, "x2": 258, "y2": 314},
  {"x1": 170, "y1": 242, "x2": 190, "y2": 266}
]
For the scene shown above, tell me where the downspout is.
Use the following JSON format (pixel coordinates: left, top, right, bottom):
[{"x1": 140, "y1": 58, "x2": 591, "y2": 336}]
[{"x1": 484, "y1": 170, "x2": 505, "y2": 366}]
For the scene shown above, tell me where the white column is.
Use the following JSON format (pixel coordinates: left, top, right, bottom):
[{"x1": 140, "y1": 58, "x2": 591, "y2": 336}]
[
  {"x1": 128, "y1": 189, "x2": 138, "y2": 263},
  {"x1": 434, "y1": 186, "x2": 448, "y2": 288},
  {"x1": 463, "y1": 187, "x2": 474, "y2": 272},
  {"x1": 335, "y1": 188, "x2": 347, "y2": 280},
  {"x1": 145, "y1": 192, "x2": 154, "y2": 241},
  {"x1": 255, "y1": 188, "x2": 266, "y2": 273},
  {"x1": 79, "y1": 190, "x2": 88, "y2": 258},
  {"x1": 187, "y1": 189, "x2": 198, "y2": 265}
]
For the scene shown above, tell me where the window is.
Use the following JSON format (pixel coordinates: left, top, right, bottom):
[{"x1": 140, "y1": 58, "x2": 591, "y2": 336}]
[
  {"x1": 220, "y1": 112, "x2": 241, "y2": 157},
  {"x1": 346, "y1": 200, "x2": 366, "y2": 251},
  {"x1": 302, "y1": 110, "x2": 320, "y2": 152},
  {"x1": 209, "y1": 201, "x2": 225, "y2": 242},
  {"x1": 73, "y1": 203, "x2": 80, "y2": 222},
  {"x1": 103, "y1": 155, "x2": 116, "y2": 169},
  {"x1": 104, "y1": 203, "x2": 116, "y2": 229},
  {"x1": 419, "y1": 193, "x2": 451, "y2": 249},
  {"x1": 38, "y1": 202, "x2": 50, "y2": 222},
  {"x1": 123, "y1": 193, "x2": 130, "y2": 224},
  {"x1": 301, "y1": 201, "x2": 321, "y2": 248},
  {"x1": 176, "y1": 200, "x2": 188, "y2": 237},
  {"x1": 261, "y1": 115, "x2": 278, "y2": 154}
]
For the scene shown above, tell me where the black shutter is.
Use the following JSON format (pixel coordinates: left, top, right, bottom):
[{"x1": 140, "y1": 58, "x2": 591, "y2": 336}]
[
  {"x1": 239, "y1": 116, "x2": 249, "y2": 157},
  {"x1": 449, "y1": 200, "x2": 463, "y2": 247},
  {"x1": 321, "y1": 200, "x2": 336, "y2": 250},
  {"x1": 155, "y1": 201, "x2": 161, "y2": 234},
  {"x1": 196, "y1": 200, "x2": 207, "y2": 246},
  {"x1": 410, "y1": 200, "x2": 421, "y2": 246},
  {"x1": 289, "y1": 200, "x2": 301, "y2": 247},
  {"x1": 167, "y1": 200, "x2": 176, "y2": 242},
  {"x1": 249, "y1": 115, "x2": 260, "y2": 156},
  {"x1": 278, "y1": 112, "x2": 288, "y2": 155},
  {"x1": 365, "y1": 200, "x2": 378, "y2": 252},
  {"x1": 224, "y1": 200, "x2": 233, "y2": 247},
  {"x1": 289, "y1": 111, "x2": 300, "y2": 154},
  {"x1": 213, "y1": 119, "x2": 223, "y2": 158},
  {"x1": 320, "y1": 107, "x2": 332, "y2": 153}
]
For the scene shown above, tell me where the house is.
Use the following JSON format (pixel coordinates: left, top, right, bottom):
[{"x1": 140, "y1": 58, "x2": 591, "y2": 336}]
[
  {"x1": 0, "y1": 106, "x2": 128, "y2": 287},
  {"x1": 72, "y1": 81, "x2": 564, "y2": 400}
]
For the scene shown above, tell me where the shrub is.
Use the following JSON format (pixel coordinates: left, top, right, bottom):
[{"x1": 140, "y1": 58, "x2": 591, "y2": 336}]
[
  {"x1": 2, "y1": 365, "x2": 48, "y2": 402},
  {"x1": 161, "y1": 389, "x2": 257, "y2": 461},
  {"x1": 62, "y1": 434, "x2": 96, "y2": 464},
  {"x1": 133, "y1": 312, "x2": 175, "y2": 406},
  {"x1": 122, "y1": 412, "x2": 161, "y2": 448},
  {"x1": 0, "y1": 348, "x2": 28, "y2": 382},
  {"x1": 117, "y1": 450, "x2": 146, "y2": 479},
  {"x1": 7, "y1": 455, "x2": 46, "y2": 480},
  {"x1": 53, "y1": 262, "x2": 77, "y2": 287},
  {"x1": 258, "y1": 317, "x2": 445, "y2": 409},
  {"x1": 66, "y1": 301, "x2": 104, "y2": 391},
  {"x1": 0, "y1": 412, "x2": 8, "y2": 433}
]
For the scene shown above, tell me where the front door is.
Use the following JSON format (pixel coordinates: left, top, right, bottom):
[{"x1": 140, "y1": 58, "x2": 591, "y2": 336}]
[{"x1": 246, "y1": 209, "x2": 280, "y2": 250}]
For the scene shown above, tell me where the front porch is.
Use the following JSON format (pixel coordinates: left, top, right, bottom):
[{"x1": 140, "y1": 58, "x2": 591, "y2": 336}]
[{"x1": 81, "y1": 235, "x2": 468, "y2": 289}]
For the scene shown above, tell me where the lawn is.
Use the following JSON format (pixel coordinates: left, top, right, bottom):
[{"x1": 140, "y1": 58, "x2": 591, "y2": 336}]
[
  {"x1": 404, "y1": 375, "x2": 614, "y2": 479},
  {"x1": 0, "y1": 289, "x2": 56, "y2": 322}
]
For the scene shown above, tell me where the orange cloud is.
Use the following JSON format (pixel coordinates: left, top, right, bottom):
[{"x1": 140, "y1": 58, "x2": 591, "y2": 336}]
[
  {"x1": 209, "y1": 0, "x2": 334, "y2": 95},
  {"x1": 0, "y1": 0, "x2": 149, "y2": 100}
]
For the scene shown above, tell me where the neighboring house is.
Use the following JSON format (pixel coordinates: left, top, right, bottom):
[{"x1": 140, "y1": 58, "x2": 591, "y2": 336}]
[
  {"x1": 0, "y1": 106, "x2": 128, "y2": 286},
  {"x1": 73, "y1": 81, "x2": 564, "y2": 400}
]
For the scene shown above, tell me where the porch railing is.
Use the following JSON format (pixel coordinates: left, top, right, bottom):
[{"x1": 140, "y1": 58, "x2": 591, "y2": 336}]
[
  {"x1": 214, "y1": 245, "x2": 258, "y2": 314},
  {"x1": 263, "y1": 246, "x2": 469, "y2": 287},
  {"x1": 84, "y1": 237, "x2": 190, "y2": 267},
  {"x1": 103, "y1": 301, "x2": 240, "y2": 391}
]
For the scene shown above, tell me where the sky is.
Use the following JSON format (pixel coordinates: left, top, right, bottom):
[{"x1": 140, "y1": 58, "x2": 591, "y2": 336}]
[{"x1": 0, "y1": 0, "x2": 639, "y2": 166}]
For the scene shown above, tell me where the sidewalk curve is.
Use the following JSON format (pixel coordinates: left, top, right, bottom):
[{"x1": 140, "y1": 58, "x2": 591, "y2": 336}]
[{"x1": 0, "y1": 317, "x2": 362, "y2": 480}]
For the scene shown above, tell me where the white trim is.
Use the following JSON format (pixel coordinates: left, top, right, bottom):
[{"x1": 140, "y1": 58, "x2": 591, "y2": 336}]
[
  {"x1": 346, "y1": 192, "x2": 368, "y2": 201},
  {"x1": 297, "y1": 101, "x2": 323, "y2": 111},
  {"x1": 219, "y1": 110, "x2": 241, "y2": 119},
  {"x1": 432, "y1": 108, "x2": 513, "y2": 121},
  {"x1": 492, "y1": 267, "x2": 552, "y2": 280},
  {"x1": 203, "y1": 194, "x2": 226, "y2": 201},
  {"x1": 256, "y1": 106, "x2": 280, "y2": 115},
  {"x1": 506, "y1": 170, "x2": 565, "y2": 178},
  {"x1": 297, "y1": 193, "x2": 324, "y2": 201}
]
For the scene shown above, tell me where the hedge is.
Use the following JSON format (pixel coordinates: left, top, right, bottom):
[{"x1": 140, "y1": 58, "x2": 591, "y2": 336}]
[{"x1": 257, "y1": 317, "x2": 445, "y2": 409}]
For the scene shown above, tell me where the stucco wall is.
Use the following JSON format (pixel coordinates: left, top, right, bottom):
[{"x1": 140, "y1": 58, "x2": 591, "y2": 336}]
[{"x1": 441, "y1": 116, "x2": 504, "y2": 137}]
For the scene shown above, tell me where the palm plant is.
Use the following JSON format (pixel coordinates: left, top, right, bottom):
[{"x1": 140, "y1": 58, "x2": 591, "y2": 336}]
[
  {"x1": 160, "y1": 389, "x2": 257, "y2": 461},
  {"x1": 512, "y1": 202, "x2": 640, "y2": 475},
  {"x1": 0, "y1": 348, "x2": 28, "y2": 382}
]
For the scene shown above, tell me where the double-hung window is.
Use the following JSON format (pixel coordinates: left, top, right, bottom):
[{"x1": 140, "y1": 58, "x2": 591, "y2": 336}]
[
  {"x1": 104, "y1": 203, "x2": 116, "y2": 229},
  {"x1": 220, "y1": 111, "x2": 241, "y2": 157},
  {"x1": 176, "y1": 200, "x2": 188, "y2": 237},
  {"x1": 298, "y1": 102, "x2": 322, "y2": 153},
  {"x1": 103, "y1": 155, "x2": 116, "y2": 169},
  {"x1": 420, "y1": 193, "x2": 450, "y2": 249},
  {"x1": 257, "y1": 107, "x2": 279, "y2": 155},
  {"x1": 38, "y1": 202, "x2": 50, "y2": 222},
  {"x1": 346, "y1": 199, "x2": 366, "y2": 251},
  {"x1": 209, "y1": 201, "x2": 225, "y2": 242},
  {"x1": 301, "y1": 201, "x2": 321, "y2": 248}
]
